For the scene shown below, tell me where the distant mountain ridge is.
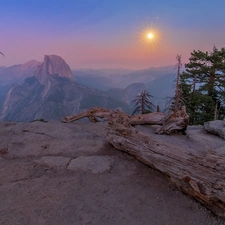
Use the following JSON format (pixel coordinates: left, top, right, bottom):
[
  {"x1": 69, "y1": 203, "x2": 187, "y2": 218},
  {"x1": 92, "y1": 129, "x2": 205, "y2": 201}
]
[
  {"x1": 0, "y1": 60, "x2": 41, "y2": 85},
  {"x1": 0, "y1": 56, "x2": 176, "y2": 121},
  {"x1": 0, "y1": 55, "x2": 130, "y2": 121},
  {"x1": 73, "y1": 66, "x2": 176, "y2": 110},
  {"x1": 75, "y1": 68, "x2": 134, "y2": 76},
  {"x1": 106, "y1": 83, "x2": 146, "y2": 105},
  {"x1": 73, "y1": 65, "x2": 175, "y2": 90}
]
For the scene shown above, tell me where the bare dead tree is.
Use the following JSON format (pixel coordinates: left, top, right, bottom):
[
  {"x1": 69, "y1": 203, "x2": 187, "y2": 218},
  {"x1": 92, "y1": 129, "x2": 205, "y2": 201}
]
[
  {"x1": 174, "y1": 54, "x2": 182, "y2": 112},
  {"x1": 131, "y1": 90, "x2": 155, "y2": 115}
]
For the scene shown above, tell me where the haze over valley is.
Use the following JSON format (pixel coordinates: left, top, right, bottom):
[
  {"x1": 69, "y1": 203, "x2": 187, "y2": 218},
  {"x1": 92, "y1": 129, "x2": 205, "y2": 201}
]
[{"x1": 0, "y1": 55, "x2": 176, "y2": 121}]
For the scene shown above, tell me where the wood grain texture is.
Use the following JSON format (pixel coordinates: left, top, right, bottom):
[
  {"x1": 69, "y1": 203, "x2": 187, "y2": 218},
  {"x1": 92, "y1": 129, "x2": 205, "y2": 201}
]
[{"x1": 105, "y1": 111, "x2": 225, "y2": 218}]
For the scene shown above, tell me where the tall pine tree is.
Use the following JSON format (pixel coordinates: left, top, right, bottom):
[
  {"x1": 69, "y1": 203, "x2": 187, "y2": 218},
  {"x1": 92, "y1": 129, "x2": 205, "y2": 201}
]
[{"x1": 180, "y1": 46, "x2": 225, "y2": 124}]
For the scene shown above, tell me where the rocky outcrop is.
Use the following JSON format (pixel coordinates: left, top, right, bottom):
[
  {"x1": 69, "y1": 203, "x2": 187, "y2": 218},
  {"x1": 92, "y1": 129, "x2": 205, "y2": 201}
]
[
  {"x1": 0, "y1": 121, "x2": 224, "y2": 225},
  {"x1": 35, "y1": 55, "x2": 74, "y2": 85},
  {"x1": 0, "y1": 55, "x2": 74, "y2": 86},
  {"x1": 204, "y1": 120, "x2": 225, "y2": 140}
]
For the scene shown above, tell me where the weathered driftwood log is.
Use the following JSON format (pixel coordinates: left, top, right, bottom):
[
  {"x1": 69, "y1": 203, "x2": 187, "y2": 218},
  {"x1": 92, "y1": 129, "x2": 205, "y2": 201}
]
[
  {"x1": 62, "y1": 108, "x2": 112, "y2": 123},
  {"x1": 62, "y1": 107, "x2": 189, "y2": 134},
  {"x1": 105, "y1": 111, "x2": 225, "y2": 218},
  {"x1": 62, "y1": 107, "x2": 165, "y2": 125},
  {"x1": 156, "y1": 106, "x2": 189, "y2": 134}
]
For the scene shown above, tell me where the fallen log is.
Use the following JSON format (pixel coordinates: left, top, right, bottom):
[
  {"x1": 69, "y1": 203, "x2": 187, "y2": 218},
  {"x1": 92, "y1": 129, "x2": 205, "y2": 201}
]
[
  {"x1": 105, "y1": 111, "x2": 225, "y2": 218},
  {"x1": 62, "y1": 107, "x2": 189, "y2": 134},
  {"x1": 62, "y1": 109, "x2": 225, "y2": 216}
]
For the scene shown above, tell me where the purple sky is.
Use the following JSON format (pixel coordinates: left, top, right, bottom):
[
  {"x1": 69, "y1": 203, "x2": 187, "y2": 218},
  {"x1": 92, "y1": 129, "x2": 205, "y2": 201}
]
[{"x1": 1, "y1": 0, "x2": 225, "y2": 69}]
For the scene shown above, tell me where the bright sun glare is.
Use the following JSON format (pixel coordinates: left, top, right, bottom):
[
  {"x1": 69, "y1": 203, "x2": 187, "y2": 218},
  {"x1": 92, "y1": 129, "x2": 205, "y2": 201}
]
[
  {"x1": 147, "y1": 33, "x2": 154, "y2": 39},
  {"x1": 139, "y1": 24, "x2": 161, "y2": 49}
]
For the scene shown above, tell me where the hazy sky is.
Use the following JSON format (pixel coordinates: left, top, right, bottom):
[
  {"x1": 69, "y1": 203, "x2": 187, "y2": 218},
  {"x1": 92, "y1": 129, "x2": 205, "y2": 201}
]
[{"x1": 1, "y1": 0, "x2": 225, "y2": 69}]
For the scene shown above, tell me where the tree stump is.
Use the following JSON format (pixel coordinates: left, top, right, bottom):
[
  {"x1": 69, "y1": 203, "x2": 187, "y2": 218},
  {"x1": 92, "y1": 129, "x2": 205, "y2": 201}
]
[{"x1": 156, "y1": 106, "x2": 189, "y2": 134}]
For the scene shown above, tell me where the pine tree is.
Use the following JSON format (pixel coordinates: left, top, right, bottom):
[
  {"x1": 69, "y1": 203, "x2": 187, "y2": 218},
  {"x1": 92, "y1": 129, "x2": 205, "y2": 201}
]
[
  {"x1": 132, "y1": 90, "x2": 155, "y2": 115},
  {"x1": 180, "y1": 46, "x2": 225, "y2": 124}
]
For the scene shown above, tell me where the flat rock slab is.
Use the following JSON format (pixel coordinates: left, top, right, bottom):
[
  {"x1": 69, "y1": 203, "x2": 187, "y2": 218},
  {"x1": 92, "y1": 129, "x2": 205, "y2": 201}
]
[
  {"x1": 67, "y1": 156, "x2": 115, "y2": 173},
  {"x1": 1, "y1": 122, "x2": 225, "y2": 224},
  {"x1": 0, "y1": 121, "x2": 106, "y2": 158},
  {"x1": 35, "y1": 156, "x2": 71, "y2": 169}
]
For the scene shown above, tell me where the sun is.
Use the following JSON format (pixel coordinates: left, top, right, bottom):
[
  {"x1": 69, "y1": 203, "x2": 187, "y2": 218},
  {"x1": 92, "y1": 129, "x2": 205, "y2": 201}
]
[
  {"x1": 142, "y1": 29, "x2": 159, "y2": 46},
  {"x1": 138, "y1": 24, "x2": 162, "y2": 49},
  {"x1": 147, "y1": 33, "x2": 154, "y2": 39}
]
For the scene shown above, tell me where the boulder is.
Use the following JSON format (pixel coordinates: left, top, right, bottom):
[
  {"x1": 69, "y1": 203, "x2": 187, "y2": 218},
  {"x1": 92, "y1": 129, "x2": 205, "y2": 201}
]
[{"x1": 204, "y1": 120, "x2": 225, "y2": 140}]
